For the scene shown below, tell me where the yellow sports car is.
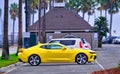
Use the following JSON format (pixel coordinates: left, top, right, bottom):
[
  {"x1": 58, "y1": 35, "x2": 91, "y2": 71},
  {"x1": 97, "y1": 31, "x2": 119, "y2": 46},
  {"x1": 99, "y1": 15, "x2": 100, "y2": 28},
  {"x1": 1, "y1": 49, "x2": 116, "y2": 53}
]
[{"x1": 18, "y1": 43, "x2": 96, "y2": 66}]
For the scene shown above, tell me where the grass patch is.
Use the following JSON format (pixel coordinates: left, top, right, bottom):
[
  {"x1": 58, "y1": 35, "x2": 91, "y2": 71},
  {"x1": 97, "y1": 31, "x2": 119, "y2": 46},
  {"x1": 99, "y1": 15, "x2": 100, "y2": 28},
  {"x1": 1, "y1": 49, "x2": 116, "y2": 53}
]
[{"x1": 0, "y1": 54, "x2": 18, "y2": 68}]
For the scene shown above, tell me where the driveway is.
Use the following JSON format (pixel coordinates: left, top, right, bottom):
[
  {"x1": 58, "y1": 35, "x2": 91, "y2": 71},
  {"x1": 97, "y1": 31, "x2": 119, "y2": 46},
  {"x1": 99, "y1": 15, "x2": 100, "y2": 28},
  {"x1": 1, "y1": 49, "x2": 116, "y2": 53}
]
[
  {"x1": 95, "y1": 44, "x2": 120, "y2": 69},
  {"x1": 3, "y1": 44, "x2": 120, "y2": 74}
]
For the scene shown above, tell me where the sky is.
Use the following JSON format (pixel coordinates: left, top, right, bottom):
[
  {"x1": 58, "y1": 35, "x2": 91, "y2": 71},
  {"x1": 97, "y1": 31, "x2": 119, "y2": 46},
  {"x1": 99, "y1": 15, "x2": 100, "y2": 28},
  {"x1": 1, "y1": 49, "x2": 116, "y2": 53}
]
[{"x1": 0, "y1": 0, "x2": 120, "y2": 36}]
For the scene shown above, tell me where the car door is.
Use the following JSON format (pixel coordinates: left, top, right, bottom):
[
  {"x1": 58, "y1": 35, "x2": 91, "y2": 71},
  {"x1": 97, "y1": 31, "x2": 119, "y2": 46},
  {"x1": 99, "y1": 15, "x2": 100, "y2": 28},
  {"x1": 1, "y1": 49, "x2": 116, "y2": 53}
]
[{"x1": 43, "y1": 44, "x2": 73, "y2": 62}]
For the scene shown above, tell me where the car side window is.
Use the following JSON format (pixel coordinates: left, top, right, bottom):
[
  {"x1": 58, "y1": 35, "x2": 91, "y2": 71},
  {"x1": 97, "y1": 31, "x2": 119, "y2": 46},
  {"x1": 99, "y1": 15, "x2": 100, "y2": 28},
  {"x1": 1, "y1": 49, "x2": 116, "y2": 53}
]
[
  {"x1": 49, "y1": 40, "x2": 60, "y2": 43},
  {"x1": 50, "y1": 45, "x2": 62, "y2": 49},
  {"x1": 40, "y1": 45, "x2": 51, "y2": 49},
  {"x1": 40, "y1": 45, "x2": 62, "y2": 50},
  {"x1": 60, "y1": 40, "x2": 75, "y2": 46}
]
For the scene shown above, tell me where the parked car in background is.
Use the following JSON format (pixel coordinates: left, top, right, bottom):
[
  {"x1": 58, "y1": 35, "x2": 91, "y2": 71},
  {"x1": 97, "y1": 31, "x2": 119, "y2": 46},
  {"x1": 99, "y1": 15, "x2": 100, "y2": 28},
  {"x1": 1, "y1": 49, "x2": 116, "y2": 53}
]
[
  {"x1": 18, "y1": 43, "x2": 96, "y2": 66},
  {"x1": 48, "y1": 38, "x2": 91, "y2": 50},
  {"x1": 102, "y1": 36, "x2": 117, "y2": 44},
  {"x1": 112, "y1": 37, "x2": 120, "y2": 44}
]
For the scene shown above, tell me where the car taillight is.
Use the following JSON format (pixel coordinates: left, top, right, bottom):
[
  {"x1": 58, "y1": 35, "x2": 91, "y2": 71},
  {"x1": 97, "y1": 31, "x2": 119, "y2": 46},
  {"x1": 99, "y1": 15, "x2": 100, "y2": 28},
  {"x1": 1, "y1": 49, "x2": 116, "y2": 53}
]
[
  {"x1": 85, "y1": 45, "x2": 88, "y2": 48},
  {"x1": 79, "y1": 41, "x2": 83, "y2": 48},
  {"x1": 19, "y1": 50, "x2": 24, "y2": 53}
]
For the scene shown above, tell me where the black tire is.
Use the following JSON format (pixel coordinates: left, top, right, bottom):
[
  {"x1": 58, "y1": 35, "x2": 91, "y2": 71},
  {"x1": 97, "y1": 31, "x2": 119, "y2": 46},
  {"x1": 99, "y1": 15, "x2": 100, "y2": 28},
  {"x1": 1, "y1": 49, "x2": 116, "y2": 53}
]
[
  {"x1": 28, "y1": 54, "x2": 41, "y2": 66},
  {"x1": 75, "y1": 53, "x2": 88, "y2": 65}
]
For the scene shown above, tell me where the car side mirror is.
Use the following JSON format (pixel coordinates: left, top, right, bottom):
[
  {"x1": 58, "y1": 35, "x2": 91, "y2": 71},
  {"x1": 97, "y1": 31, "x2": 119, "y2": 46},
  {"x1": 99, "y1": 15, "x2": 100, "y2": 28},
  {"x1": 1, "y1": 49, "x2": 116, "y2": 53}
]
[{"x1": 62, "y1": 47, "x2": 66, "y2": 50}]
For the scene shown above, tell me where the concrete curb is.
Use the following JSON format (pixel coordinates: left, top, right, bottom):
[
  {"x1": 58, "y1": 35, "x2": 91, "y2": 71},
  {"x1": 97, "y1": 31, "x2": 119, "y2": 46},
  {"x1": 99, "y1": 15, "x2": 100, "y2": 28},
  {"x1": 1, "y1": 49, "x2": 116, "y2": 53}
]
[{"x1": 0, "y1": 62, "x2": 23, "y2": 74}]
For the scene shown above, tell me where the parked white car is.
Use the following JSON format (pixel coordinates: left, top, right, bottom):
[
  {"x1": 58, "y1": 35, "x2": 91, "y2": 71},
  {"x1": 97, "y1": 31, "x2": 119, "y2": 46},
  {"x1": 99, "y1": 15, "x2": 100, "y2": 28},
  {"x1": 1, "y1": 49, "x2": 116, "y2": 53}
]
[
  {"x1": 48, "y1": 38, "x2": 91, "y2": 50},
  {"x1": 112, "y1": 37, "x2": 120, "y2": 44}
]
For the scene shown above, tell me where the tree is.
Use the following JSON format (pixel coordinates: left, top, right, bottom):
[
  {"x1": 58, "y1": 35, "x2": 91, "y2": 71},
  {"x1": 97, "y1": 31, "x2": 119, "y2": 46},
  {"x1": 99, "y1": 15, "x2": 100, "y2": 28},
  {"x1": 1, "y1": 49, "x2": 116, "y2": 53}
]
[
  {"x1": 65, "y1": 0, "x2": 96, "y2": 19},
  {"x1": 96, "y1": 0, "x2": 120, "y2": 36},
  {"x1": 2, "y1": 0, "x2": 9, "y2": 60},
  {"x1": 0, "y1": 8, "x2": 1, "y2": 18},
  {"x1": 108, "y1": 0, "x2": 120, "y2": 37},
  {"x1": 65, "y1": 0, "x2": 82, "y2": 14},
  {"x1": 86, "y1": 0, "x2": 97, "y2": 22},
  {"x1": 94, "y1": 17, "x2": 109, "y2": 48},
  {"x1": 10, "y1": 3, "x2": 19, "y2": 45},
  {"x1": 17, "y1": 0, "x2": 23, "y2": 55},
  {"x1": 96, "y1": 0, "x2": 108, "y2": 16},
  {"x1": 23, "y1": 0, "x2": 38, "y2": 26},
  {"x1": 29, "y1": 0, "x2": 38, "y2": 25}
]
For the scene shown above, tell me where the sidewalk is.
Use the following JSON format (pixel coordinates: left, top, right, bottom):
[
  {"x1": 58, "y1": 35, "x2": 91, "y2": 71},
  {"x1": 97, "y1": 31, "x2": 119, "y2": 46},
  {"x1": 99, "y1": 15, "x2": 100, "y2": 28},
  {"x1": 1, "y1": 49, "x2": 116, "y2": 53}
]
[
  {"x1": 0, "y1": 45, "x2": 18, "y2": 74},
  {"x1": 0, "y1": 45, "x2": 17, "y2": 56}
]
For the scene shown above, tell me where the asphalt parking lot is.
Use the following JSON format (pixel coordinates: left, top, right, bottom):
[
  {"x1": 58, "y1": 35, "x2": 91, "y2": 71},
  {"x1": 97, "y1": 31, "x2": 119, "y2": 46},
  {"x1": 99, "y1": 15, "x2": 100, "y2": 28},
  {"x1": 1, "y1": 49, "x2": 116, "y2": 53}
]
[{"x1": 3, "y1": 44, "x2": 120, "y2": 74}]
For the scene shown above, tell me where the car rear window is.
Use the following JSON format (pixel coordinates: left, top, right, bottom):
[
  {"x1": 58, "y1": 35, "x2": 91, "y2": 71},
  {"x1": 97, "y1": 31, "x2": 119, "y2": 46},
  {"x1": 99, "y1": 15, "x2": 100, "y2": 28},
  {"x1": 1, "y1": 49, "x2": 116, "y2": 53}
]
[
  {"x1": 81, "y1": 38, "x2": 86, "y2": 44},
  {"x1": 49, "y1": 40, "x2": 75, "y2": 46}
]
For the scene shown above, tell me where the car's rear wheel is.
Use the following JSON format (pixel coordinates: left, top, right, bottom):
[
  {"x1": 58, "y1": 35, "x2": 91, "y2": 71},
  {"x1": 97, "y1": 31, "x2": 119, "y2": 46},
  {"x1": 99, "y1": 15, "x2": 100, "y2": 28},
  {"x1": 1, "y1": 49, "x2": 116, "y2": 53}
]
[
  {"x1": 75, "y1": 53, "x2": 88, "y2": 65},
  {"x1": 28, "y1": 54, "x2": 41, "y2": 66}
]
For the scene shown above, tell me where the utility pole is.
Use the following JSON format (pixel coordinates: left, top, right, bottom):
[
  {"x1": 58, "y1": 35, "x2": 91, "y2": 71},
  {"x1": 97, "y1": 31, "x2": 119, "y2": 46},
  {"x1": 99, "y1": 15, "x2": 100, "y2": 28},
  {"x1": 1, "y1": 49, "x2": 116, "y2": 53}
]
[
  {"x1": 25, "y1": 0, "x2": 28, "y2": 32},
  {"x1": 24, "y1": 0, "x2": 30, "y2": 48}
]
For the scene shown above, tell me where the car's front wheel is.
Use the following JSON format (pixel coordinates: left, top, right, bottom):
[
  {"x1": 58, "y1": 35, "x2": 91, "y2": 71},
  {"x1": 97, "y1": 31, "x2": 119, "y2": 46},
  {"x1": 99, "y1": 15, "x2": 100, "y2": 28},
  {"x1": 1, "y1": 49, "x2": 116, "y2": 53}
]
[
  {"x1": 28, "y1": 54, "x2": 41, "y2": 66},
  {"x1": 75, "y1": 53, "x2": 88, "y2": 65}
]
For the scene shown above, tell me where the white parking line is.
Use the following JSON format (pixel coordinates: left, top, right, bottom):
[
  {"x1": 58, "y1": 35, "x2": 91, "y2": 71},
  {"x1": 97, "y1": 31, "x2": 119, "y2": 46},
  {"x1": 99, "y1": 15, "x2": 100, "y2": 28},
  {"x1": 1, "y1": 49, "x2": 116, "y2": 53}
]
[
  {"x1": 95, "y1": 60, "x2": 105, "y2": 70},
  {"x1": 6, "y1": 67, "x2": 17, "y2": 73}
]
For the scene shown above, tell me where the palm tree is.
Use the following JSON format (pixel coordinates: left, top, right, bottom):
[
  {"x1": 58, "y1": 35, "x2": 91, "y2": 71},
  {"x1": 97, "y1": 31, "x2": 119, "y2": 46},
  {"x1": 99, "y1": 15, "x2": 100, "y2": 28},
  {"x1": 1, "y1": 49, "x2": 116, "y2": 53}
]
[
  {"x1": 17, "y1": 0, "x2": 23, "y2": 55},
  {"x1": 2, "y1": 0, "x2": 9, "y2": 60},
  {"x1": 23, "y1": 0, "x2": 38, "y2": 26},
  {"x1": 94, "y1": 17, "x2": 109, "y2": 48},
  {"x1": 96, "y1": 0, "x2": 105, "y2": 16},
  {"x1": 29, "y1": 0, "x2": 38, "y2": 25},
  {"x1": 65, "y1": 0, "x2": 96, "y2": 19},
  {"x1": 86, "y1": 0, "x2": 97, "y2": 22},
  {"x1": 10, "y1": 3, "x2": 19, "y2": 45},
  {"x1": 96, "y1": 0, "x2": 120, "y2": 37},
  {"x1": 0, "y1": 8, "x2": 1, "y2": 18},
  {"x1": 65, "y1": 0, "x2": 81, "y2": 14},
  {"x1": 108, "y1": 0, "x2": 120, "y2": 37},
  {"x1": 38, "y1": 0, "x2": 42, "y2": 42},
  {"x1": 42, "y1": 0, "x2": 47, "y2": 43}
]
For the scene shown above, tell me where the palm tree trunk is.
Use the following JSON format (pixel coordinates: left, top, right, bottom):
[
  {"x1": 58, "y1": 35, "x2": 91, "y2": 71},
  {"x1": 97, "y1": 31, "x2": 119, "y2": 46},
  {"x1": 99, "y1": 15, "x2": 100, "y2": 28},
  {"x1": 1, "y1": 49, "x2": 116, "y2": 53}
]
[
  {"x1": 49, "y1": 0, "x2": 52, "y2": 10},
  {"x1": 12, "y1": 19, "x2": 15, "y2": 45},
  {"x1": 105, "y1": 10, "x2": 107, "y2": 19},
  {"x1": 32, "y1": 13, "x2": 34, "y2": 25},
  {"x1": 100, "y1": 10, "x2": 102, "y2": 16},
  {"x1": 109, "y1": 14, "x2": 113, "y2": 37},
  {"x1": 82, "y1": 12, "x2": 85, "y2": 19},
  {"x1": 43, "y1": 0, "x2": 46, "y2": 43},
  {"x1": 98, "y1": 34, "x2": 102, "y2": 48},
  {"x1": 38, "y1": 0, "x2": 42, "y2": 42},
  {"x1": 88, "y1": 15, "x2": 90, "y2": 23},
  {"x1": 17, "y1": 0, "x2": 22, "y2": 55},
  {"x1": 2, "y1": 0, "x2": 9, "y2": 60}
]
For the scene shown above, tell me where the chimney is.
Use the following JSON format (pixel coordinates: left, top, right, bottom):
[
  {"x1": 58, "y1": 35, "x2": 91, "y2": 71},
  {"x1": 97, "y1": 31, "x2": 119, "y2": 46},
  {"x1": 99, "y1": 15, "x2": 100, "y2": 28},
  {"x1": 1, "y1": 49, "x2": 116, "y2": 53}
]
[{"x1": 54, "y1": 0, "x2": 68, "y2": 7}]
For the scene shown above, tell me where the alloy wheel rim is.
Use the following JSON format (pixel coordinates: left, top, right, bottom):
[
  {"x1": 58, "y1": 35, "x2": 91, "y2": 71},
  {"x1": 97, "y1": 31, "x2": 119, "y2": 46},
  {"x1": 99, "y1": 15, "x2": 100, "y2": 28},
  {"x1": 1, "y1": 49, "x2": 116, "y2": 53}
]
[
  {"x1": 29, "y1": 55, "x2": 40, "y2": 65},
  {"x1": 76, "y1": 54, "x2": 87, "y2": 64}
]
